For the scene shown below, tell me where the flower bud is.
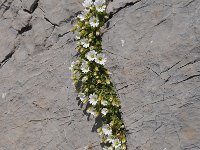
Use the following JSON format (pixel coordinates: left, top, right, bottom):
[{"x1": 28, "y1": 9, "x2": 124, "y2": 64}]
[
  {"x1": 73, "y1": 70, "x2": 78, "y2": 74},
  {"x1": 85, "y1": 88, "x2": 89, "y2": 92},
  {"x1": 96, "y1": 31, "x2": 100, "y2": 36},
  {"x1": 85, "y1": 21, "x2": 89, "y2": 25},
  {"x1": 106, "y1": 79, "x2": 110, "y2": 84},
  {"x1": 80, "y1": 30, "x2": 85, "y2": 36},
  {"x1": 79, "y1": 48, "x2": 84, "y2": 53},
  {"x1": 95, "y1": 66, "x2": 99, "y2": 71},
  {"x1": 106, "y1": 70, "x2": 112, "y2": 75},
  {"x1": 104, "y1": 15, "x2": 109, "y2": 19},
  {"x1": 88, "y1": 38, "x2": 93, "y2": 42},
  {"x1": 122, "y1": 144, "x2": 127, "y2": 149},
  {"x1": 90, "y1": 46, "x2": 94, "y2": 50},
  {"x1": 122, "y1": 137, "x2": 126, "y2": 143},
  {"x1": 82, "y1": 76, "x2": 88, "y2": 82},
  {"x1": 89, "y1": 33, "x2": 93, "y2": 38},
  {"x1": 97, "y1": 80, "x2": 101, "y2": 84}
]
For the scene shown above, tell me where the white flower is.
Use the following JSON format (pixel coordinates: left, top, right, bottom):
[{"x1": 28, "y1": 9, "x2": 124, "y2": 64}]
[
  {"x1": 89, "y1": 16, "x2": 99, "y2": 27},
  {"x1": 77, "y1": 10, "x2": 89, "y2": 21},
  {"x1": 94, "y1": 0, "x2": 106, "y2": 12},
  {"x1": 86, "y1": 50, "x2": 97, "y2": 61},
  {"x1": 84, "y1": 8, "x2": 90, "y2": 13},
  {"x1": 82, "y1": 0, "x2": 93, "y2": 7},
  {"x1": 112, "y1": 139, "x2": 121, "y2": 149},
  {"x1": 94, "y1": 0, "x2": 105, "y2": 6},
  {"x1": 78, "y1": 93, "x2": 86, "y2": 102},
  {"x1": 69, "y1": 61, "x2": 76, "y2": 71},
  {"x1": 96, "y1": 5, "x2": 106, "y2": 12},
  {"x1": 89, "y1": 93, "x2": 98, "y2": 105},
  {"x1": 81, "y1": 38, "x2": 90, "y2": 48},
  {"x1": 95, "y1": 53, "x2": 107, "y2": 65},
  {"x1": 101, "y1": 100, "x2": 108, "y2": 106},
  {"x1": 75, "y1": 36, "x2": 80, "y2": 40},
  {"x1": 102, "y1": 125, "x2": 112, "y2": 136},
  {"x1": 77, "y1": 14, "x2": 85, "y2": 21},
  {"x1": 82, "y1": 76, "x2": 88, "y2": 82},
  {"x1": 101, "y1": 108, "x2": 108, "y2": 115},
  {"x1": 81, "y1": 60, "x2": 90, "y2": 73}
]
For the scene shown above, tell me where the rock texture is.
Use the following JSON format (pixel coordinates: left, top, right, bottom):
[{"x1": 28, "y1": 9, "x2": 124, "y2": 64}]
[
  {"x1": 0, "y1": 0, "x2": 200, "y2": 150},
  {"x1": 0, "y1": 0, "x2": 101, "y2": 150},
  {"x1": 104, "y1": 0, "x2": 200, "y2": 150}
]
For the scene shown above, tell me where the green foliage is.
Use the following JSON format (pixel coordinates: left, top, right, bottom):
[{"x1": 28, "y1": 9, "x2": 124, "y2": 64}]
[{"x1": 69, "y1": 0, "x2": 127, "y2": 149}]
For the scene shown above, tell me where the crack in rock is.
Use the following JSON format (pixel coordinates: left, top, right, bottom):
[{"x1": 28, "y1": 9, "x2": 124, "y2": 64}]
[
  {"x1": 160, "y1": 61, "x2": 181, "y2": 74},
  {"x1": 172, "y1": 74, "x2": 200, "y2": 84},
  {"x1": 18, "y1": 24, "x2": 32, "y2": 34},
  {"x1": 65, "y1": 11, "x2": 82, "y2": 24},
  {"x1": 44, "y1": 17, "x2": 59, "y2": 27},
  {"x1": 154, "y1": 18, "x2": 167, "y2": 27},
  {"x1": 178, "y1": 58, "x2": 200, "y2": 69},
  {"x1": 183, "y1": 0, "x2": 196, "y2": 7},
  {"x1": 23, "y1": 0, "x2": 39, "y2": 14},
  {"x1": 109, "y1": 0, "x2": 142, "y2": 19},
  {"x1": 0, "y1": 50, "x2": 15, "y2": 69}
]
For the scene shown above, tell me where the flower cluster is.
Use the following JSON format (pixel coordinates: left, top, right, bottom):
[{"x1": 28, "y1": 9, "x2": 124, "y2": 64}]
[{"x1": 70, "y1": 0, "x2": 127, "y2": 149}]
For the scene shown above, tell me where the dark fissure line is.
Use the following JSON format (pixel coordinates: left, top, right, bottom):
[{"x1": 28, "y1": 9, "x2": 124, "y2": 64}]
[
  {"x1": 18, "y1": 24, "x2": 32, "y2": 34},
  {"x1": 178, "y1": 58, "x2": 200, "y2": 69},
  {"x1": 173, "y1": 74, "x2": 200, "y2": 84},
  {"x1": 0, "y1": 50, "x2": 15, "y2": 68},
  {"x1": 109, "y1": 0, "x2": 142, "y2": 19},
  {"x1": 23, "y1": 0, "x2": 39, "y2": 13},
  {"x1": 44, "y1": 17, "x2": 59, "y2": 27}
]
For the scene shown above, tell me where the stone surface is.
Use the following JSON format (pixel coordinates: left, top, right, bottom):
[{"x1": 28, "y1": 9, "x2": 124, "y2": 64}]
[
  {"x1": 0, "y1": 0, "x2": 100, "y2": 150},
  {"x1": 104, "y1": 0, "x2": 200, "y2": 150},
  {"x1": 0, "y1": 0, "x2": 200, "y2": 150}
]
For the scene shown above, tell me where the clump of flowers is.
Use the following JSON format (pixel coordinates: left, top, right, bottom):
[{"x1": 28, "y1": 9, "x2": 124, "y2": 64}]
[{"x1": 70, "y1": 0, "x2": 127, "y2": 149}]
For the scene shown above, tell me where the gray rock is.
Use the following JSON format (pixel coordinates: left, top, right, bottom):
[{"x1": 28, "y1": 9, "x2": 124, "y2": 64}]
[
  {"x1": 0, "y1": 0, "x2": 200, "y2": 150},
  {"x1": 22, "y1": 0, "x2": 39, "y2": 13},
  {"x1": 103, "y1": 0, "x2": 200, "y2": 149},
  {"x1": 0, "y1": 0, "x2": 101, "y2": 150}
]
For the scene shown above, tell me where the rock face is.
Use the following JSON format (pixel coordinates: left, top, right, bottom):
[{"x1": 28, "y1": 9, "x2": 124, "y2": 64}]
[{"x1": 0, "y1": 0, "x2": 200, "y2": 150}]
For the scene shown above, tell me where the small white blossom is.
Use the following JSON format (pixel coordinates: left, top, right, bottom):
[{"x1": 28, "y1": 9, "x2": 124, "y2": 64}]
[
  {"x1": 69, "y1": 61, "x2": 76, "y2": 71},
  {"x1": 86, "y1": 50, "x2": 97, "y2": 61},
  {"x1": 82, "y1": 76, "x2": 88, "y2": 82},
  {"x1": 101, "y1": 108, "x2": 108, "y2": 115},
  {"x1": 89, "y1": 16, "x2": 99, "y2": 27},
  {"x1": 76, "y1": 36, "x2": 81, "y2": 40},
  {"x1": 81, "y1": 38, "x2": 90, "y2": 48},
  {"x1": 84, "y1": 8, "x2": 90, "y2": 13},
  {"x1": 78, "y1": 93, "x2": 86, "y2": 102},
  {"x1": 82, "y1": 0, "x2": 93, "y2": 7},
  {"x1": 77, "y1": 10, "x2": 89, "y2": 21},
  {"x1": 112, "y1": 139, "x2": 121, "y2": 149},
  {"x1": 94, "y1": 0, "x2": 106, "y2": 12},
  {"x1": 96, "y1": 5, "x2": 106, "y2": 12},
  {"x1": 95, "y1": 53, "x2": 107, "y2": 65},
  {"x1": 81, "y1": 60, "x2": 90, "y2": 73},
  {"x1": 77, "y1": 14, "x2": 85, "y2": 21},
  {"x1": 89, "y1": 93, "x2": 98, "y2": 105},
  {"x1": 102, "y1": 125, "x2": 112, "y2": 136},
  {"x1": 101, "y1": 100, "x2": 108, "y2": 106}
]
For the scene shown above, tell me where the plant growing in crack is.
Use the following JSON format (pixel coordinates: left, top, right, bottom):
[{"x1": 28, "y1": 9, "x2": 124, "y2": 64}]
[{"x1": 70, "y1": 0, "x2": 127, "y2": 149}]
